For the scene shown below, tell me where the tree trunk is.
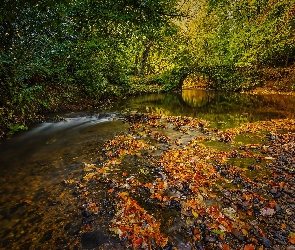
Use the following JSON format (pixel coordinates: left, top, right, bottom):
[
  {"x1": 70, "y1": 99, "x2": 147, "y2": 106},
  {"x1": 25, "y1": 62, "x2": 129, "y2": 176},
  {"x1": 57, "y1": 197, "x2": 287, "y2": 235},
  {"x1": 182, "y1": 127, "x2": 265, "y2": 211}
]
[{"x1": 140, "y1": 39, "x2": 152, "y2": 77}]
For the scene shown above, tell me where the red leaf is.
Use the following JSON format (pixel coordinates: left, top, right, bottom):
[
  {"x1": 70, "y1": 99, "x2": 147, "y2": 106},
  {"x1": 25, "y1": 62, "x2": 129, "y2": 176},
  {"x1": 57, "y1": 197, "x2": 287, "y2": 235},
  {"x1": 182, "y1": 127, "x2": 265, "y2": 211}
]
[{"x1": 132, "y1": 237, "x2": 143, "y2": 248}]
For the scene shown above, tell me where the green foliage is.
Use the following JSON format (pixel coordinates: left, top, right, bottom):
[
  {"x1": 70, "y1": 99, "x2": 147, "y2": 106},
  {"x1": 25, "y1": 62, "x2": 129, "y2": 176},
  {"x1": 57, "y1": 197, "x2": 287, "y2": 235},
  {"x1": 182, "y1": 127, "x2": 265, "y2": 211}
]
[
  {"x1": 1, "y1": 0, "x2": 295, "y2": 137},
  {"x1": 7, "y1": 124, "x2": 28, "y2": 135}
]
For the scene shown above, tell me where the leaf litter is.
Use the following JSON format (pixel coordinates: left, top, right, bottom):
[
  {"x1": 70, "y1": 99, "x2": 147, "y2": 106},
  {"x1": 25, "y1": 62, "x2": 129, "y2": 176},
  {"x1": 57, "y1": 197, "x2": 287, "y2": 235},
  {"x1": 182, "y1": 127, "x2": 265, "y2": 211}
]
[{"x1": 65, "y1": 113, "x2": 295, "y2": 249}]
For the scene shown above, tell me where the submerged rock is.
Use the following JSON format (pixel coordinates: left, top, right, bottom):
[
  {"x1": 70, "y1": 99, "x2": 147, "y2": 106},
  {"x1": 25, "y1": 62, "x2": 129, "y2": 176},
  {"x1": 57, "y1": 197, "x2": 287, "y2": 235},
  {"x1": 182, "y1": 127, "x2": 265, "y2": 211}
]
[
  {"x1": 81, "y1": 230, "x2": 108, "y2": 249},
  {"x1": 258, "y1": 237, "x2": 273, "y2": 248}
]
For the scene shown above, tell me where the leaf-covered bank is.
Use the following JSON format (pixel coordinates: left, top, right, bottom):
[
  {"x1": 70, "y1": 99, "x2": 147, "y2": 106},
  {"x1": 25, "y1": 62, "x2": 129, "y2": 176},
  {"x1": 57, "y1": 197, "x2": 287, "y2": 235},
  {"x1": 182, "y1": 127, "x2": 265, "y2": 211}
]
[{"x1": 63, "y1": 114, "x2": 295, "y2": 249}]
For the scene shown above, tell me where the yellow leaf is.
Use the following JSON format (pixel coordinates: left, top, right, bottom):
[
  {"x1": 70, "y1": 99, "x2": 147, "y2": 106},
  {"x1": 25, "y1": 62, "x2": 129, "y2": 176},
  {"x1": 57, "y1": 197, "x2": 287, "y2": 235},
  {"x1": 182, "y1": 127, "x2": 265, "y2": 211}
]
[{"x1": 192, "y1": 210, "x2": 199, "y2": 218}]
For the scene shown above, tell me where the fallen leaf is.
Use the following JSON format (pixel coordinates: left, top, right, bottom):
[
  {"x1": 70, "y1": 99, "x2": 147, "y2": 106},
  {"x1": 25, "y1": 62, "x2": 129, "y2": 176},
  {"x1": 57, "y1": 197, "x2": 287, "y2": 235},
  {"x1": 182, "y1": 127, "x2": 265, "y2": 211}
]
[
  {"x1": 289, "y1": 237, "x2": 295, "y2": 244},
  {"x1": 192, "y1": 210, "x2": 199, "y2": 218},
  {"x1": 132, "y1": 237, "x2": 143, "y2": 248},
  {"x1": 244, "y1": 243, "x2": 255, "y2": 250},
  {"x1": 260, "y1": 207, "x2": 275, "y2": 217},
  {"x1": 223, "y1": 243, "x2": 230, "y2": 250}
]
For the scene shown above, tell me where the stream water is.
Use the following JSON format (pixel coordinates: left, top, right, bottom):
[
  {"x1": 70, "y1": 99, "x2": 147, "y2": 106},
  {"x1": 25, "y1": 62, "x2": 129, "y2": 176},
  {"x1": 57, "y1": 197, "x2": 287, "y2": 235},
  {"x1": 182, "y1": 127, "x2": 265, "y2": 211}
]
[{"x1": 0, "y1": 89, "x2": 295, "y2": 249}]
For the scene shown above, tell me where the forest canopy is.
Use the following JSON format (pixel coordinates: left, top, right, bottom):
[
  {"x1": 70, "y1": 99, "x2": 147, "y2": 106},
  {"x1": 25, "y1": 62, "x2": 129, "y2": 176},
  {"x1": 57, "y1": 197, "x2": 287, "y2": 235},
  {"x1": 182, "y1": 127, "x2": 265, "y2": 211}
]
[{"x1": 1, "y1": 0, "x2": 295, "y2": 135}]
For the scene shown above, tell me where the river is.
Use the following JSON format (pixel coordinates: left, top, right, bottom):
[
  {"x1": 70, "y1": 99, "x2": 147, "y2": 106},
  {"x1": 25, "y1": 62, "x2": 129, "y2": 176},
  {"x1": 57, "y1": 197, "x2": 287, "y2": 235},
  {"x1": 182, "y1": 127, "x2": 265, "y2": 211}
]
[{"x1": 0, "y1": 89, "x2": 294, "y2": 249}]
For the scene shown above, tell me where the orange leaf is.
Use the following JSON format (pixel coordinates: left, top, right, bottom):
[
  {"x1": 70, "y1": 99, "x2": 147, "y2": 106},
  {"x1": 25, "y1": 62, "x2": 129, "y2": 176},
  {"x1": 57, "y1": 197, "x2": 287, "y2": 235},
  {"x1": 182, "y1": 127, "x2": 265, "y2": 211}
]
[
  {"x1": 241, "y1": 228, "x2": 248, "y2": 237},
  {"x1": 247, "y1": 210, "x2": 253, "y2": 216},
  {"x1": 281, "y1": 223, "x2": 287, "y2": 229},
  {"x1": 108, "y1": 188, "x2": 114, "y2": 193},
  {"x1": 269, "y1": 200, "x2": 277, "y2": 208},
  {"x1": 251, "y1": 237, "x2": 258, "y2": 243},
  {"x1": 289, "y1": 237, "x2": 295, "y2": 244},
  {"x1": 244, "y1": 244, "x2": 255, "y2": 250},
  {"x1": 193, "y1": 228, "x2": 200, "y2": 235},
  {"x1": 223, "y1": 243, "x2": 230, "y2": 250}
]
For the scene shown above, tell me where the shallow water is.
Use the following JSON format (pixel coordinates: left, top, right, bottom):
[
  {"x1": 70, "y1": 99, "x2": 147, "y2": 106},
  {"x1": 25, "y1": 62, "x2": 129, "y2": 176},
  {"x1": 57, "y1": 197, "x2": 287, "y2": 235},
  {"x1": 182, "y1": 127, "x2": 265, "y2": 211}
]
[{"x1": 0, "y1": 90, "x2": 295, "y2": 249}]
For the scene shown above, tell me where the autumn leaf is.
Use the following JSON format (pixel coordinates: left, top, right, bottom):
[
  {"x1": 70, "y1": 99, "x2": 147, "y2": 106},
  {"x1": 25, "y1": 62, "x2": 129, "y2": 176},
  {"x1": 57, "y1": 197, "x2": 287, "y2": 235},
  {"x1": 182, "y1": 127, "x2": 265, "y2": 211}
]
[
  {"x1": 260, "y1": 207, "x2": 275, "y2": 217},
  {"x1": 132, "y1": 237, "x2": 143, "y2": 248},
  {"x1": 212, "y1": 229, "x2": 225, "y2": 235},
  {"x1": 223, "y1": 243, "x2": 230, "y2": 250},
  {"x1": 244, "y1": 244, "x2": 255, "y2": 250},
  {"x1": 289, "y1": 237, "x2": 295, "y2": 244},
  {"x1": 281, "y1": 223, "x2": 287, "y2": 229},
  {"x1": 192, "y1": 210, "x2": 199, "y2": 218}
]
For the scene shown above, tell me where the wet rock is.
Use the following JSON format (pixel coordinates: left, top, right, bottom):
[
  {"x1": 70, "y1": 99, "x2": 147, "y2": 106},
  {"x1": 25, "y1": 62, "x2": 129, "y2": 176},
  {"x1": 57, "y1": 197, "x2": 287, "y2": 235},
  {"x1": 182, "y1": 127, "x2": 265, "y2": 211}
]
[
  {"x1": 64, "y1": 223, "x2": 72, "y2": 231},
  {"x1": 274, "y1": 192, "x2": 282, "y2": 198},
  {"x1": 82, "y1": 217, "x2": 94, "y2": 225},
  {"x1": 81, "y1": 230, "x2": 108, "y2": 249},
  {"x1": 82, "y1": 209, "x2": 93, "y2": 217},
  {"x1": 233, "y1": 177, "x2": 242, "y2": 184},
  {"x1": 258, "y1": 237, "x2": 273, "y2": 248},
  {"x1": 68, "y1": 229, "x2": 80, "y2": 236},
  {"x1": 253, "y1": 208, "x2": 260, "y2": 217},
  {"x1": 9, "y1": 201, "x2": 28, "y2": 214},
  {"x1": 231, "y1": 229, "x2": 245, "y2": 241},
  {"x1": 275, "y1": 205, "x2": 281, "y2": 212},
  {"x1": 176, "y1": 242, "x2": 193, "y2": 250},
  {"x1": 195, "y1": 241, "x2": 204, "y2": 250},
  {"x1": 204, "y1": 235, "x2": 216, "y2": 243},
  {"x1": 169, "y1": 199, "x2": 181, "y2": 210},
  {"x1": 271, "y1": 231, "x2": 287, "y2": 245},
  {"x1": 163, "y1": 243, "x2": 173, "y2": 250},
  {"x1": 40, "y1": 229, "x2": 53, "y2": 242}
]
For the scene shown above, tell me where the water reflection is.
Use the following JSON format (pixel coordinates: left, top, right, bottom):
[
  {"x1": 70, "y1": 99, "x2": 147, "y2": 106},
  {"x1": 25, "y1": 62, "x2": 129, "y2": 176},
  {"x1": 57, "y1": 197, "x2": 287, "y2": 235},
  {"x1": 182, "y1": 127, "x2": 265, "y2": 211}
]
[
  {"x1": 182, "y1": 89, "x2": 215, "y2": 107},
  {"x1": 113, "y1": 90, "x2": 295, "y2": 129}
]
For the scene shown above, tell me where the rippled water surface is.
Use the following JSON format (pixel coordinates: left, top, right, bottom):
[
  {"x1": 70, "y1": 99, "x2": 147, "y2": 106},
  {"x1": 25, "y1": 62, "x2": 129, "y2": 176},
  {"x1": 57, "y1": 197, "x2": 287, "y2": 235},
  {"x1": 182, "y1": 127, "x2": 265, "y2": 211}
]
[{"x1": 0, "y1": 90, "x2": 294, "y2": 249}]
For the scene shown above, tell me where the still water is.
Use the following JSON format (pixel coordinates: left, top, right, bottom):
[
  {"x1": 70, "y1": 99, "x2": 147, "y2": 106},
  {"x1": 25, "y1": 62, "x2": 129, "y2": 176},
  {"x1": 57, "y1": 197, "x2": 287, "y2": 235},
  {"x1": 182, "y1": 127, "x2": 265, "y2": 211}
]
[{"x1": 0, "y1": 89, "x2": 294, "y2": 249}]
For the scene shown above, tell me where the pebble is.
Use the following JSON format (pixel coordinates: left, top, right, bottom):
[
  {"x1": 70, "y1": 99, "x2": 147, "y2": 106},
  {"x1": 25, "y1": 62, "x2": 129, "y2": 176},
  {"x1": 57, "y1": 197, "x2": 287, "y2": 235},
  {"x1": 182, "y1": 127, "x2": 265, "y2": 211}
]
[
  {"x1": 286, "y1": 208, "x2": 293, "y2": 215},
  {"x1": 286, "y1": 246, "x2": 295, "y2": 250}
]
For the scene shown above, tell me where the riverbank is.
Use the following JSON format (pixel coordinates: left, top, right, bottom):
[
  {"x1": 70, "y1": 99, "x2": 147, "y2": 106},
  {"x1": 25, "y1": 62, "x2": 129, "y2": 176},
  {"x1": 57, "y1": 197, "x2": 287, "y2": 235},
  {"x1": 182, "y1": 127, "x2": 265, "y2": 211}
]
[
  {"x1": 68, "y1": 114, "x2": 295, "y2": 249},
  {"x1": 1, "y1": 64, "x2": 295, "y2": 139},
  {"x1": 0, "y1": 83, "x2": 166, "y2": 139}
]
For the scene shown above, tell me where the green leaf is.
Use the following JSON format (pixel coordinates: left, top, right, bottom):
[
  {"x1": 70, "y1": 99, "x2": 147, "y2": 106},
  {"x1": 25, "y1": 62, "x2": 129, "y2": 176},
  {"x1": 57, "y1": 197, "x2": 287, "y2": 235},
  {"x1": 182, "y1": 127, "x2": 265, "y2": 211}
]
[{"x1": 212, "y1": 229, "x2": 225, "y2": 235}]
